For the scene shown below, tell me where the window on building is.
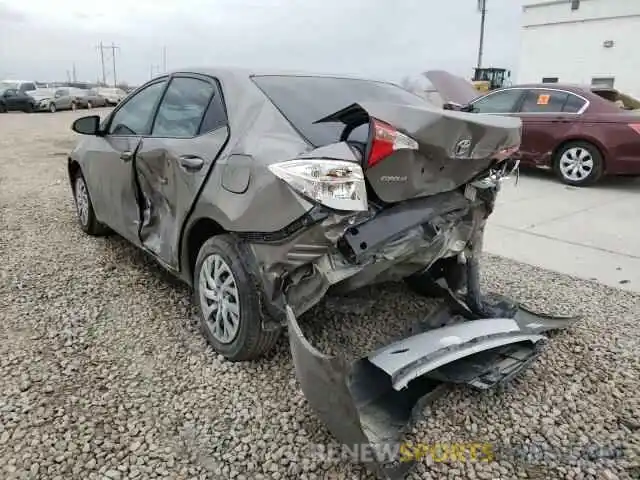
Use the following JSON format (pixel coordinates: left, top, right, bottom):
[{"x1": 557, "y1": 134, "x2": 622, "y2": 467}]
[
  {"x1": 591, "y1": 77, "x2": 615, "y2": 88},
  {"x1": 542, "y1": 77, "x2": 559, "y2": 83},
  {"x1": 571, "y1": 0, "x2": 580, "y2": 11}
]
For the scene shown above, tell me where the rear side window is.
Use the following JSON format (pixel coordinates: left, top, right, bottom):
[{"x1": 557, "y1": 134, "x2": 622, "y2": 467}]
[
  {"x1": 151, "y1": 77, "x2": 215, "y2": 138},
  {"x1": 252, "y1": 75, "x2": 428, "y2": 147},
  {"x1": 519, "y1": 89, "x2": 570, "y2": 113},
  {"x1": 562, "y1": 94, "x2": 587, "y2": 113}
]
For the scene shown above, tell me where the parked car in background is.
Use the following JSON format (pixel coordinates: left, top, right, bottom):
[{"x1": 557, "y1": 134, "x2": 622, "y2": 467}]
[
  {"x1": 96, "y1": 87, "x2": 127, "y2": 105},
  {"x1": 422, "y1": 71, "x2": 640, "y2": 186},
  {"x1": 0, "y1": 80, "x2": 38, "y2": 95},
  {"x1": 74, "y1": 89, "x2": 108, "y2": 109},
  {"x1": 29, "y1": 88, "x2": 57, "y2": 112},
  {"x1": 0, "y1": 87, "x2": 37, "y2": 112},
  {"x1": 43, "y1": 88, "x2": 84, "y2": 112}
]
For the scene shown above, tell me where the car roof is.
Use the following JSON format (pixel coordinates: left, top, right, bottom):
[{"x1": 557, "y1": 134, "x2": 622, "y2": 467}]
[
  {"x1": 501, "y1": 83, "x2": 617, "y2": 94},
  {"x1": 165, "y1": 66, "x2": 399, "y2": 86}
]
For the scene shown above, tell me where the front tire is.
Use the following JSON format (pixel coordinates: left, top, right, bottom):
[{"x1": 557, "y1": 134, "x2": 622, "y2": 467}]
[
  {"x1": 86, "y1": 101, "x2": 93, "y2": 109},
  {"x1": 194, "y1": 235, "x2": 281, "y2": 361},
  {"x1": 72, "y1": 172, "x2": 109, "y2": 236},
  {"x1": 553, "y1": 141, "x2": 604, "y2": 186},
  {"x1": 49, "y1": 103, "x2": 57, "y2": 113}
]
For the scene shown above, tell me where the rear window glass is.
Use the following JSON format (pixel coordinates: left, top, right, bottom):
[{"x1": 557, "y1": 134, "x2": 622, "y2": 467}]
[{"x1": 252, "y1": 75, "x2": 428, "y2": 147}]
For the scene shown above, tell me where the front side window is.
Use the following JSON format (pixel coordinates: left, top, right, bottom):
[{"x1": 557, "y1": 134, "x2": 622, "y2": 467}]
[
  {"x1": 151, "y1": 77, "x2": 215, "y2": 138},
  {"x1": 519, "y1": 89, "x2": 570, "y2": 113},
  {"x1": 470, "y1": 89, "x2": 524, "y2": 113},
  {"x1": 108, "y1": 80, "x2": 166, "y2": 136}
]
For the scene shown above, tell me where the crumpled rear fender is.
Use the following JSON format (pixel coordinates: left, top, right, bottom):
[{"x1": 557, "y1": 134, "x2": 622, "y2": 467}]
[{"x1": 286, "y1": 300, "x2": 577, "y2": 479}]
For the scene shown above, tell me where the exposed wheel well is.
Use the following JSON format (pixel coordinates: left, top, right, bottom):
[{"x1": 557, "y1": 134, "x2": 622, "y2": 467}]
[
  {"x1": 552, "y1": 139, "x2": 607, "y2": 172},
  {"x1": 68, "y1": 159, "x2": 81, "y2": 189},
  {"x1": 186, "y1": 218, "x2": 226, "y2": 282}
]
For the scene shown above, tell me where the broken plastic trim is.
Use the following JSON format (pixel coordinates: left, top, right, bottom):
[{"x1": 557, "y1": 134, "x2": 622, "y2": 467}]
[{"x1": 286, "y1": 289, "x2": 577, "y2": 479}]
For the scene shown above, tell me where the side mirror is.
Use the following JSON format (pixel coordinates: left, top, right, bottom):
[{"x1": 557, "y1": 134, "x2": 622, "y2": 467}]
[
  {"x1": 442, "y1": 101, "x2": 463, "y2": 111},
  {"x1": 72, "y1": 115, "x2": 101, "y2": 135}
]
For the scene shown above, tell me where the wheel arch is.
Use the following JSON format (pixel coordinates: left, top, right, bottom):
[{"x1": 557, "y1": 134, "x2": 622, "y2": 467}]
[
  {"x1": 67, "y1": 158, "x2": 81, "y2": 189},
  {"x1": 181, "y1": 216, "x2": 227, "y2": 286}
]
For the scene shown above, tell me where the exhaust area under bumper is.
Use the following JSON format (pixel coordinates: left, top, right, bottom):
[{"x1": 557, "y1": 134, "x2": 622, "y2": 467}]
[{"x1": 285, "y1": 293, "x2": 576, "y2": 479}]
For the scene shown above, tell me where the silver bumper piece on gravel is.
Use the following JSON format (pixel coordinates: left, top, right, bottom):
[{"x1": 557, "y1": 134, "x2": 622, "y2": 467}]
[{"x1": 286, "y1": 300, "x2": 576, "y2": 479}]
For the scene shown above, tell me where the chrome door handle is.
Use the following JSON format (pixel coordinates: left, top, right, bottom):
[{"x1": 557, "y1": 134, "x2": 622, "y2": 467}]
[
  {"x1": 120, "y1": 151, "x2": 133, "y2": 162},
  {"x1": 179, "y1": 155, "x2": 204, "y2": 171}
]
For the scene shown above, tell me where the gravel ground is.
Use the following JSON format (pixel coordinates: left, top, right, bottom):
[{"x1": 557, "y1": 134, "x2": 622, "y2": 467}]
[{"x1": 1, "y1": 110, "x2": 638, "y2": 480}]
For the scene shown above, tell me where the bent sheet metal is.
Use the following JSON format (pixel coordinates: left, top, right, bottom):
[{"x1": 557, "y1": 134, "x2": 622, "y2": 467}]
[{"x1": 286, "y1": 288, "x2": 577, "y2": 479}]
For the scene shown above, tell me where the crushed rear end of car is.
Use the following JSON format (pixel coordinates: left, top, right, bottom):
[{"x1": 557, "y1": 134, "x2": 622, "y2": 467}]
[{"x1": 244, "y1": 79, "x2": 576, "y2": 478}]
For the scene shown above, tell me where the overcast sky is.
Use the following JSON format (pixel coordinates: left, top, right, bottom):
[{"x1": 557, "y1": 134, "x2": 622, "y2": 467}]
[{"x1": 0, "y1": 0, "x2": 522, "y2": 86}]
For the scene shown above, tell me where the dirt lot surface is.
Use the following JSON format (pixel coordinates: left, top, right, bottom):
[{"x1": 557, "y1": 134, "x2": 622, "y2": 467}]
[{"x1": 1, "y1": 109, "x2": 639, "y2": 480}]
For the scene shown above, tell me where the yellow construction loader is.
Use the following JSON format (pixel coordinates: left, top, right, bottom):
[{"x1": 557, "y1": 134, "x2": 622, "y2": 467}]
[{"x1": 472, "y1": 67, "x2": 511, "y2": 92}]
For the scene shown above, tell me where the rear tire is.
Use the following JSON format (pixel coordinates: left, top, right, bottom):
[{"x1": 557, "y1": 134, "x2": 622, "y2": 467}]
[
  {"x1": 23, "y1": 103, "x2": 34, "y2": 113},
  {"x1": 553, "y1": 141, "x2": 604, "y2": 187},
  {"x1": 0, "y1": 103, "x2": 6, "y2": 113},
  {"x1": 86, "y1": 101, "x2": 93, "y2": 109},
  {"x1": 194, "y1": 235, "x2": 281, "y2": 361},
  {"x1": 71, "y1": 102, "x2": 77, "y2": 111},
  {"x1": 72, "y1": 171, "x2": 110, "y2": 236}
]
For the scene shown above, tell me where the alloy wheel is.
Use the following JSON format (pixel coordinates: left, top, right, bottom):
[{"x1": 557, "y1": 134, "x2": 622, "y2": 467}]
[
  {"x1": 198, "y1": 254, "x2": 241, "y2": 344},
  {"x1": 559, "y1": 147, "x2": 594, "y2": 182},
  {"x1": 74, "y1": 176, "x2": 89, "y2": 227}
]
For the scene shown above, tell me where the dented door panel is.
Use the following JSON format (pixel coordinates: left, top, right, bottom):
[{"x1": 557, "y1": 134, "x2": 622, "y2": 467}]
[{"x1": 134, "y1": 127, "x2": 229, "y2": 268}]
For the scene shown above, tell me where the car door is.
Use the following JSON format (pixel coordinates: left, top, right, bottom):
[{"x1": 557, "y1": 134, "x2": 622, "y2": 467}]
[
  {"x1": 133, "y1": 74, "x2": 230, "y2": 270},
  {"x1": 3, "y1": 89, "x2": 21, "y2": 110},
  {"x1": 54, "y1": 89, "x2": 69, "y2": 109},
  {"x1": 514, "y1": 88, "x2": 583, "y2": 166},
  {"x1": 81, "y1": 78, "x2": 169, "y2": 244}
]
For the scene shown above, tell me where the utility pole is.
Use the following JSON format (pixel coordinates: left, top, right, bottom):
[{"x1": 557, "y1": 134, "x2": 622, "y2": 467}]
[
  {"x1": 111, "y1": 43, "x2": 119, "y2": 87},
  {"x1": 97, "y1": 42, "x2": 107, "y2": 85},
  {"x1": 72, "y1": 63, "x2": 77, "y2": 82},
  {"x1": 476, "y1": 0, "x2": 487, "y2": 70},
  {"x1": 162, "y1": 46, "x2": 167, "y2": 73},
  {"x1": 97, "y1": 42, "x2": 120, "y2": 86}
]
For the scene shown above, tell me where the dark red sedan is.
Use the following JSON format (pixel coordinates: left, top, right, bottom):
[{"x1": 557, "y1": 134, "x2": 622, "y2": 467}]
[{"x1": 423, "y1": 71, "x2": 640, "y2": 186}]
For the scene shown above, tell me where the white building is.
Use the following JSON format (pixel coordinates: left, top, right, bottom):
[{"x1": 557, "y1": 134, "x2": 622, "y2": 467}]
[{"x1": 517, "y1": 0, "x2": 640, "y2": 98}]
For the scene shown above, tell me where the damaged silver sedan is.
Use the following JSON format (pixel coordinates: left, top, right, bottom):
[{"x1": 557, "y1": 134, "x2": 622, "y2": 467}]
[{"x1": 67, "y1": 68, "x2": 575, "y2": 478}]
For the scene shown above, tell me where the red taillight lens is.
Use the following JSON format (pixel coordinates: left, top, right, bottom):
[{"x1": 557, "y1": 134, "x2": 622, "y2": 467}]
[
  {"x1": 367, "y1": 119, "x2": 419, "y2": 168},
  {"x1": 628, "y1": 123, "x2": 640, "y2": 135}
]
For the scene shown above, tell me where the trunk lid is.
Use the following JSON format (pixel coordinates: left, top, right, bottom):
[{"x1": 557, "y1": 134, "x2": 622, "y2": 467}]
[
  {"x1": 315, "y1": 101, "x2": 521, "y2": 203},
  {"x1": 422, "y1": 70, "x2": 481, "y2": 106}
]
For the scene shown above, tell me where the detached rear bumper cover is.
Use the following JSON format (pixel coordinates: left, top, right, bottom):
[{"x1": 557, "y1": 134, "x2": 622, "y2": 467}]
[{"x1": 286, "y1": 301, "x2": 575, "y2": 479}]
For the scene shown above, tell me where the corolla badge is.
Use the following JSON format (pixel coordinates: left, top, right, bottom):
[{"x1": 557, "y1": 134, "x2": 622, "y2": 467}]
[
  {"x1": 380, "y1": 175, "x2": 408, "y2": 182},
  {"x1": 454, "y1": 139, "x2": 472, "y2": 158}
]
